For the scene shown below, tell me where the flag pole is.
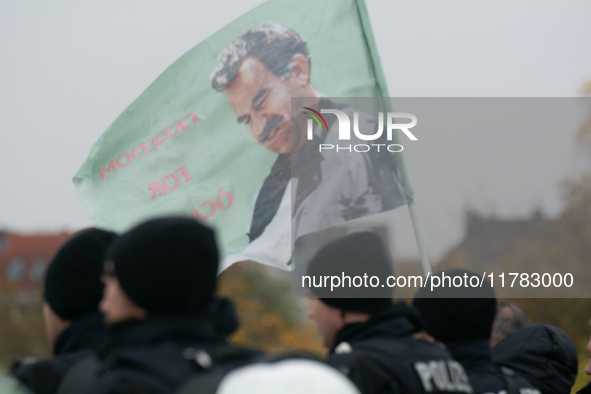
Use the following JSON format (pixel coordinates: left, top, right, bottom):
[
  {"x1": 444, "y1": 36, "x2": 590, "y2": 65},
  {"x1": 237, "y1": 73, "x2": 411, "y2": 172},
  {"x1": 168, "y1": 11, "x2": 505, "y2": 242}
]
[{"x1": 408, "y1": 202, "x2": 432, "y2": 276}]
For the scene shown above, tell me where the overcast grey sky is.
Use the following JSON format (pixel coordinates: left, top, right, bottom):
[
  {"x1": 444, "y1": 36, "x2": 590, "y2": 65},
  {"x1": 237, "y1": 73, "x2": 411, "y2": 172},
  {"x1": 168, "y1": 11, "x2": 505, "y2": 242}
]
[{"x1": 1, "y1": 0, "x2": 590, "y2": 262}]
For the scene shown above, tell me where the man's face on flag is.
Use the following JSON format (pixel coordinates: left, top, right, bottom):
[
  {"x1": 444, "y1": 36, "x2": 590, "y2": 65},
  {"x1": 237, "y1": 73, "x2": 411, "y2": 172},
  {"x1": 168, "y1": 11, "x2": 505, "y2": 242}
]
[{"x1": 224, "y1": 54, "x2": 310, "y2": 155}]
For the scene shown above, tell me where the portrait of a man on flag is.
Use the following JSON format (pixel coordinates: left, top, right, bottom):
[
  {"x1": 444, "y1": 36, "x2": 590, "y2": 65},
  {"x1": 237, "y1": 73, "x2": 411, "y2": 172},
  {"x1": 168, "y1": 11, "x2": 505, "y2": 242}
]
[{"x1": 210, "y1": 22, "x2": 412, "y2": 260}]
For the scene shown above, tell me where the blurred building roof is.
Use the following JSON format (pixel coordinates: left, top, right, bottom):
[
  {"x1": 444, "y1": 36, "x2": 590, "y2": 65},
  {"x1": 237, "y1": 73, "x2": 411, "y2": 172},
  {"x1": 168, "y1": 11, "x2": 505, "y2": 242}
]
[{"x1": 0, "y1": 231, "x2": 73, "y2": 292}]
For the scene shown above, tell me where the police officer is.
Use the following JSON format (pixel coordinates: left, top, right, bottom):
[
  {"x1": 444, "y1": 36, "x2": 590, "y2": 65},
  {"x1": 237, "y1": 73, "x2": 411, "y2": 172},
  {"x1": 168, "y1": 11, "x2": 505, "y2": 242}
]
[
  {"x1": 413, "y1": 269, "x2": 541, "y2": 394},
  {"x1": 492, "y1": 323, "x2": 578, "y2": 394},
  {"x1": 10, "y1": 228, "x2": 118, "y2": 394},
  {"x1": 86, "y1": 217, "x2": 260, "y2": 394},
  {"x1": 305, "y1": 231, "x2": 473, "y2": 394}
]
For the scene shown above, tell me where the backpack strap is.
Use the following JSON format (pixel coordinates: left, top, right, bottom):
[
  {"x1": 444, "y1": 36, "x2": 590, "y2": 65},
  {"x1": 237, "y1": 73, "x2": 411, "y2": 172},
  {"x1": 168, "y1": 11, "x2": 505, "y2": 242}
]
[
  {"x1": 55, "y1": 355, "x2": 101, "y2": 394},
  {"x1": 174, "y1": 344, "x2": 261, "y2": 394},
  {"x1": 175, "y1": 348, "x2": 325, "y2": 394},
  {"x1": 330, "y1": 339, "x2": 402, "y2": 394},
  {"x1": 498, "y1": 366, "x2": 520, "y2": 394},
  {"x1": 355, "y1": 351, "x2": 401, "y2": 394}
]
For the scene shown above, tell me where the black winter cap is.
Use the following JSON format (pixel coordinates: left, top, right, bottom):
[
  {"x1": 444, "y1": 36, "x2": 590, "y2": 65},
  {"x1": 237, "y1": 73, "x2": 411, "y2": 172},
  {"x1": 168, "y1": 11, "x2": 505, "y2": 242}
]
[
  {"x1": 106, "y1": 217, "x2": 219, "y2": 315},
  {"x1": 44, "y1": 228, "x2": 118, "y2": 320},
  {"x1": 492, "y1": 324, "x2": 578, "y2": 394},
  {"x1": 306, "y1": 231, "x2": 392, "y2": 313},
  {"x1": 413, "y1": 269, "x2": 497, "y2": 344}
]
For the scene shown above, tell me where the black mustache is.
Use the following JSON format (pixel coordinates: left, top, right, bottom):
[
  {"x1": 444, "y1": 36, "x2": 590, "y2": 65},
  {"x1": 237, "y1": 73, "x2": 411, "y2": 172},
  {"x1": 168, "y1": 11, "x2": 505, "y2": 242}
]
[{"x1": 258, "y1": 115, "x2": 284, "y2": 144}]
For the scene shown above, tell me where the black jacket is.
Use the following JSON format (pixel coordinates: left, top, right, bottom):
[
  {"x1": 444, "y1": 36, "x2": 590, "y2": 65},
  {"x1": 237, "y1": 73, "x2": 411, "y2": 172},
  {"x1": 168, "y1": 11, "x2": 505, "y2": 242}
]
[
  {"x1": 10, "y1": 313, "x2": 109, "y2": 394},
  {"x1": 491, "y1": 324, "x2": 578, "y2": 394},
  {"x1": 326, "y1": 303, "x2": 473, "y2": 394},
  {"x1": 87, "y1": 314, "x2": 260, "y2": 394},
  {"x1": 447, "y1": 338, "x2": 540, "y2": 394}
]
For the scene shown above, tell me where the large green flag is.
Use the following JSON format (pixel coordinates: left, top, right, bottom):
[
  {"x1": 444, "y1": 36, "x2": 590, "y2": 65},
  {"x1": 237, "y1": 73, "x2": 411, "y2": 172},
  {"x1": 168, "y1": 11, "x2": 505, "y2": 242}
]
[{"x1": 74, "y1": 0, "x2": 412, "y2": 272}]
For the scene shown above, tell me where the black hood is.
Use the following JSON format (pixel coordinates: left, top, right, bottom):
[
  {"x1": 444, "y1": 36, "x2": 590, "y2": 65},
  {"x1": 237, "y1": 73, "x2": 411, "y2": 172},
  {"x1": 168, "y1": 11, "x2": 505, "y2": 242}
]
[
  {"x1": 54, "y1": 312, "x2": 109, "y2": 355},
  {"x1": 491, "y1": 324, "x2": 578, "y2": 394},
  {"x1": 109, "y1": 314, "x2": 222, "y2": 349}
]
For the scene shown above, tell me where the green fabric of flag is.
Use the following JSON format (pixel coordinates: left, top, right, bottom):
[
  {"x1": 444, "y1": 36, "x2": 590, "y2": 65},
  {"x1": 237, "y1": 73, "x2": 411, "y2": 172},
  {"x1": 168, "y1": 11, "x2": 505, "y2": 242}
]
[{"x1": 74, "y1": 0, "x2": 412, "y2": 272}]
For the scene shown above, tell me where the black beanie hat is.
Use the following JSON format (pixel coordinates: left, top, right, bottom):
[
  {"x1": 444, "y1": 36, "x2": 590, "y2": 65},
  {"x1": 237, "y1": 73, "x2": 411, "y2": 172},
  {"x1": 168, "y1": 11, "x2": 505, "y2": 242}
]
[
  {"x1": 306, "y1": 231, "x2": 392, "y2": 313},
  {"x1": 106, "y1": 217, "x2": 219, "y2": 315},
  {"x1": 44, "y1": 228, "x2": 118, "y2": 321},
  {"x1": 413, "y1": 269, "x2": 497, "y2": 344}
]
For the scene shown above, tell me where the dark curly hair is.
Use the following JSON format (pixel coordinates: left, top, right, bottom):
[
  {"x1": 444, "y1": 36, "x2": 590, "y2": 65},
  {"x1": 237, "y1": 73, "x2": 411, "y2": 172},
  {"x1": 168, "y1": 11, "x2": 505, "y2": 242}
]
[{"x1": 210, "y1": 22, "x2": 311, "y2": 92}]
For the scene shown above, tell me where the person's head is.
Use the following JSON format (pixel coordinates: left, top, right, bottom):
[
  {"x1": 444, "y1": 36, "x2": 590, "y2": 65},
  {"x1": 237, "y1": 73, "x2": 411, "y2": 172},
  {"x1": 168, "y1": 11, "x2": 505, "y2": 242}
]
[
  {"x1": 413, "y1": 269, "x2": 497, "y2": 345},
  {"x1": 305, "y1": 231, "x2": 393, "y2": 348},
  {"x1": 211, "y1": 22, "x2": 316, "y2": 155},
  {"x1": 43, "y1": 228, "x2": 118, "y2": 348},
  {"x1": 492, "y1": 324, "x2": 578, "y2": 394},
  {"x1": 217, "y1": 358, "x2": 361, "y2": 394},
  {"x1": 99, "y1": 217, "x2": 219, "y2": 325},
  {"x1": 490, "y1": 301, "x2": 531, "y2": 347},
  {"x1": 99, "y1": 261, "x2": 147, "y2": 326}
]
